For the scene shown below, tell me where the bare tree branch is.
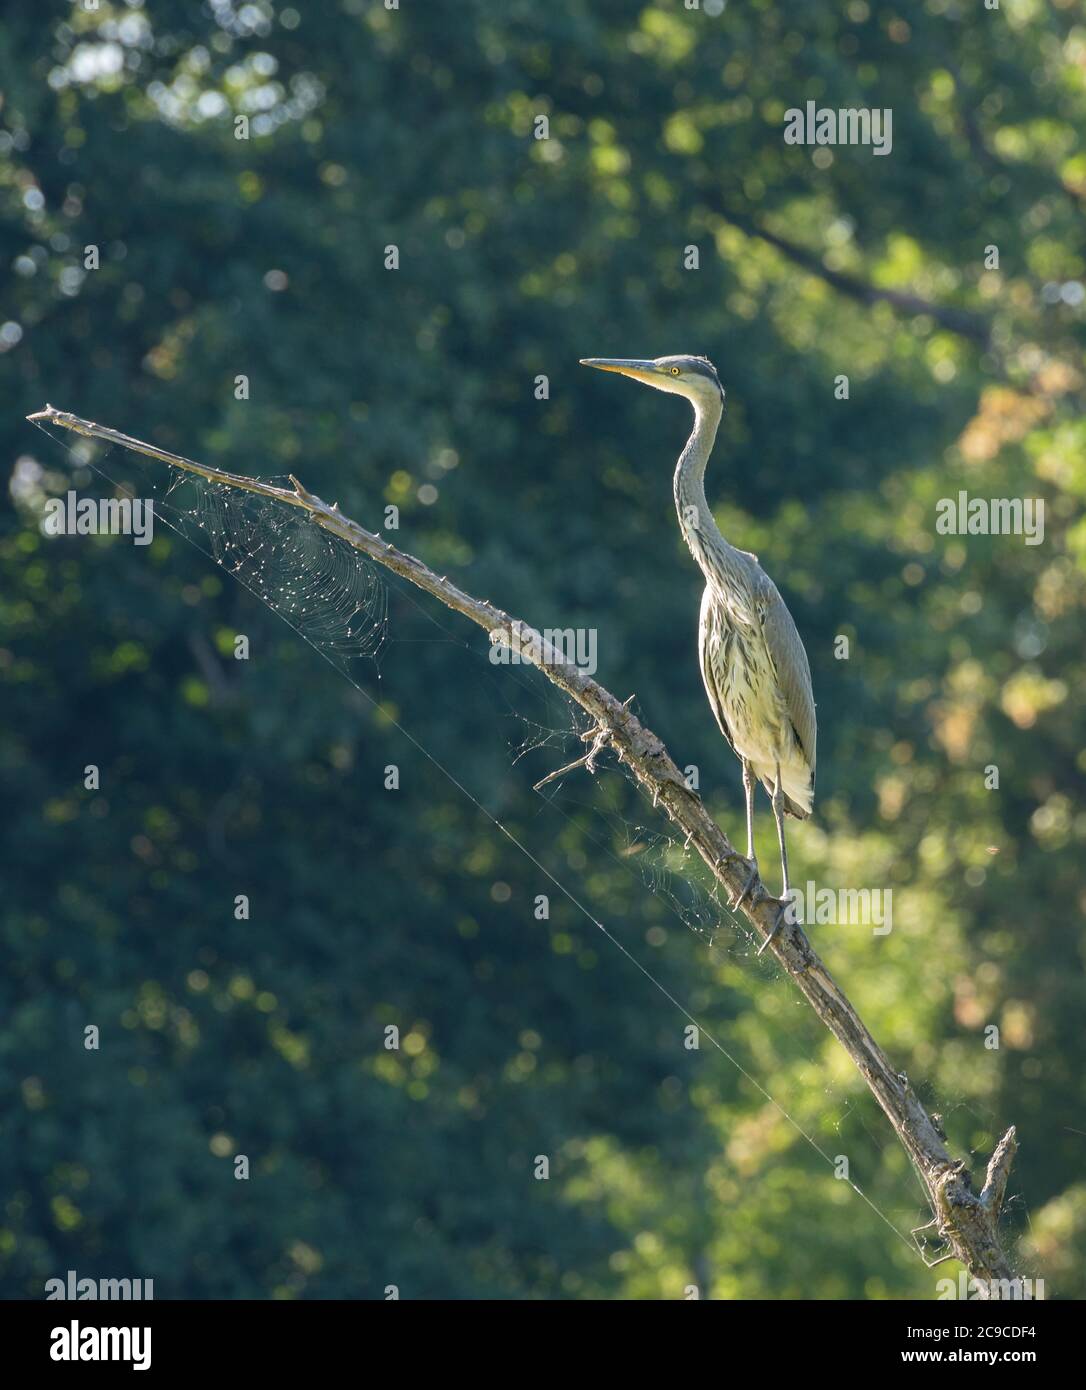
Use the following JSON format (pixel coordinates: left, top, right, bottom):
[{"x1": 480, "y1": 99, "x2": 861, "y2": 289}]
[
  {"x1": 713, "y1": 206, "x2": 992, "y2": 346},
  {"x1": 28, "y1": 403, "x2": 1022, "y2": 1290}
]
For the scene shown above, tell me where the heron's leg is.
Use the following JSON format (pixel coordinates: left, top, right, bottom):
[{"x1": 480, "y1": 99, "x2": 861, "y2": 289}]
[
  {"x1": 771, "y1": 764, "x2": 790, "y2": 901},
  {"x1": 743, "y1": 758, "x2": 757, "y2": 862},
  {"x1": 730, "y1": 759, "x2": 759, "y2": 912},
  {"x1": 757, "y1": 764, "x2": 791, "y2": 955}
]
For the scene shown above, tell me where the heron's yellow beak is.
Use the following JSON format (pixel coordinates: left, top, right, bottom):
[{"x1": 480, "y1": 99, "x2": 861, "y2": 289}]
[{"x1": 580, "y1": 357, "x2": 662, "y2": 386}]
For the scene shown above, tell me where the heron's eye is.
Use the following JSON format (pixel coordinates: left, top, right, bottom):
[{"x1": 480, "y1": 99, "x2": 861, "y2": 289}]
[{"x1": 670, "y1": 367, "x2": 680, "y2": 376}]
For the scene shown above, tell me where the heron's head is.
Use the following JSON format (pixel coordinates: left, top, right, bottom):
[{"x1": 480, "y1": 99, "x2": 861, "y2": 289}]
[{"x1": 580, "y1": 355, "x2": 724, "y2": 411}]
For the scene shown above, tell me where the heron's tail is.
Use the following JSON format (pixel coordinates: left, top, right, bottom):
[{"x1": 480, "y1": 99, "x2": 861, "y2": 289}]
[
  {"x1": 758, "y1": 779, "x2": 812, "y2": 818},
  {"x1": 756, "y1": 758, "x2": 813, "y2": 819}
]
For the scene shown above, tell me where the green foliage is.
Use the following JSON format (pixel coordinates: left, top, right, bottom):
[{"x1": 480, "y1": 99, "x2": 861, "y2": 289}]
[{"x1": 1, "y1": 0, "x2": 1083, "y2": 1298}]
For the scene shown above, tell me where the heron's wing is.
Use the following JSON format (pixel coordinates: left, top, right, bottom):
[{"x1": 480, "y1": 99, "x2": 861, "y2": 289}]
[
  {"x1": 697, "y1": 586, "x2": 737, "y2": 753},
  {"x1": 756, "y1": 575, "x2": 817, "y2": 777}
]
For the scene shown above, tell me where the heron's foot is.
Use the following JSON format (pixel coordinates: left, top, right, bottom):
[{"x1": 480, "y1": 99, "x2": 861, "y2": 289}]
[
  {"x1": 728, "y1": 858, "x2": 759, "y2": 913},
  {"x1": 756, "y1": 900, "x2": 791, "y2": 956},
  {"x1": 714, "y1": 851, "x2": 756, "y2": 911}
]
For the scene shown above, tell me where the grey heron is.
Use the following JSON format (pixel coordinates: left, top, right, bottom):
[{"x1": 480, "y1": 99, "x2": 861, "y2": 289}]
[{"x1": 581, "y1": 355, "x2": 816, "y2": 951}]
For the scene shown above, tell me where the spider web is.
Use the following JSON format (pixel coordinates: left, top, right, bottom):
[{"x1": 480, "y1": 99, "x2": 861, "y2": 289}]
[
  {"x1": 24, "y1": 419, "x2": 1034, "y2": 1289},
  {"x1": 184, "y1": 470, "x2": 389, "y2": 664},
  {"x1": 162, "y1": 447, "x2": 388, "y2": 670}
]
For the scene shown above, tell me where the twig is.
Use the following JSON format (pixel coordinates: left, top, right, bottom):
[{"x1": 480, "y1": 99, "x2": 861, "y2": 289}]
[
  {"x1": 533, "y1": 723, "x2": 612, "y2": 790},
  {"x1": 533, "y1": 695, "x2": 634, "y2": 790}
]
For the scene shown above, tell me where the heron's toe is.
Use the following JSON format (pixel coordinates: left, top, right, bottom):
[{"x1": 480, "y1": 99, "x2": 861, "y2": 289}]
[
  {"x1": 756, "y1": 901, "x2": 791, "y2": 956},
  {"x1": 730, "y1": 860, "x2": 759, "y2": 912}
]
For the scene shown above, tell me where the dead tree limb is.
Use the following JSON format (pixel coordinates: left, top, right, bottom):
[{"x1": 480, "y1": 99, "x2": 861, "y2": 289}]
[{"x1": 28, "y1": 403, "x2": 1021, "y2": 1290}]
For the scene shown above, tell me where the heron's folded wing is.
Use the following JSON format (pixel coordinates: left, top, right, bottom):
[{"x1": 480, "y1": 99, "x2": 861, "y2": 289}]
[
  {"x1": 697, "y1": 587, "x2": 738, "y2": 754},
  {"x1": 758, "y1": 578, "x2": 817, "y2": 777}
]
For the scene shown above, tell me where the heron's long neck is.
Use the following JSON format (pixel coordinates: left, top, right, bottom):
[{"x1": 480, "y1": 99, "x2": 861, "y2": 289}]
[{"x1": 673, "y1": 395, "x2": 740, "y2": 584}]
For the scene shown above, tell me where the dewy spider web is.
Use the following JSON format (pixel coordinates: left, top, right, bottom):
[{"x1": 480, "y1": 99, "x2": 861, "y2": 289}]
[
  {"x1": 28, "y1": 419, "x2": 1017, "y2": 1274},
  {"x1": 165, "y1": 447, "x2": 389, "y2": 669}
]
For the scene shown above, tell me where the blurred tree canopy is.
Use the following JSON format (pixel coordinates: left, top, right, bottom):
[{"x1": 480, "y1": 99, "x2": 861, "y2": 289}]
[{"x1": 1, "y1": 0, "x2": 1083, "y2": 1298}]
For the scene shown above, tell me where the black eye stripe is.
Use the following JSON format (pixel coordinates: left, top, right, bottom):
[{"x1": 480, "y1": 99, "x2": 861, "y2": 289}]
[{"x1": 660, "y1": 359, "x2": 722, "y2": 389}]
